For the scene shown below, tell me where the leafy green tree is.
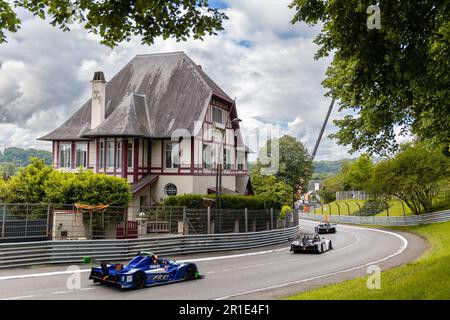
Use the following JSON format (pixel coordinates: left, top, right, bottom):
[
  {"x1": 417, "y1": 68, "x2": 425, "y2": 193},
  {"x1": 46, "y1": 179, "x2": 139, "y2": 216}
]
[
  {"x1": 45, "y1": 169, "x2": 131, "y2": 206},
  {"x1": 2, "y1": 157, "x2": 131, "y2": 205},
  {"x1": 261, "y1": 135, "x2": 313, "y2": 206},
  {"x1": 0, "y1": 177, "x2": 9, "y2": 202},
  {"x1": 366, "y1": 142, "x2": 450, "y2": 214},
  {"x1": 5, "y1": 157, "x2": 54, "y2": 203},
  {"x1": 317, "y1": 188, "x2": 336, "y2": 204},
  {"x1": 290, "y1": 1, "x2": 450, "y2": 155},
  {"x1": 250, "y1": 160, "x2": 293, "y2": 206},
  {"x1": 342, "y1": 154, "x2": 374, "y2": 191},
  {"x1": 1, "y1": 0, "x2": 227, "y2": 47}
]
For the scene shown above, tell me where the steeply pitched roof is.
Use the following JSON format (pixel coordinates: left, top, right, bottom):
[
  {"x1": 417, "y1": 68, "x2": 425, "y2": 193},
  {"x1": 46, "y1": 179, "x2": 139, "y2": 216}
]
[
  {"x1": 83, "y1": 93, "x2": 151, "y2": 137},
  {"x1": 39, "y1": 52, "x2": 234, "y2": 141}
]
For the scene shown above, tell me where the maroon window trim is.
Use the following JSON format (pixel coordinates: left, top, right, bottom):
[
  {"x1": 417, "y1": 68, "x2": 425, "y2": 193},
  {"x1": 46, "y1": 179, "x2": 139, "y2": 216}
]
[
  {"x1": 133, "y1": 138, "x2": 139, "y2": 183},
  {"x1": 56, "y1": 141, "x2": 60, "y2": 169},
  {"x1": 114, "y1": 137, "x2": 117, "y2": 175},
  {"x1": 161, "y1": 140, "x2": 164, "y2": 173},
  {"x1": 122, "y1": 138, "x2": 128, "y2": 179},
  {"x1": 71, "y1": 141, "x2": 75, "y2": 169},
  {"x1": 103, "y1": 138, "x2": 107, "y2": 171},
  {"x1": 87, "y1": 141, "x2": 90, "y2": 169},
  {"x1": 148, "y1": 139, "x2": 151, "y2": 175},
  {"x1": 191, "y1": 137, "x2": 194, "y2": 173},
  {"x1": 95, "y1": 139, "x2": 100, "y2": 173}
]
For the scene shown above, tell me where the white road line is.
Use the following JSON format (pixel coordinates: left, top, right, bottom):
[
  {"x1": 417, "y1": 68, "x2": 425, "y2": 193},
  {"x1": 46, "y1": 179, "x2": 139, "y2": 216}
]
[
  {"x1": 51, "y1": 291, "x2": 68, "y2": 295},
  {"x1": 80, "y1": 287, "x2": 94, "y2": 291},
  {"x1": 214, "y1": 225, "x2": 408, "y2": 300},
  {"x1": 0, "y1": 247, "x2": 291, "y2": 281},
  {"x1": 1, "y1": 295, "x2": 35, "y2": 300}
]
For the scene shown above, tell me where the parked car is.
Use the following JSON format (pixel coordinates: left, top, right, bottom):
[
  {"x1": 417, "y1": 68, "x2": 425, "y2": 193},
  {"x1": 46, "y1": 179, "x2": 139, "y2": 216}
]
[
  {"x1": 315, "y1": 222, "x2": 337, "y2": 234},
  {"x1": 290, "y1": 233, "x2": 333, "y2": 254},
  {"x1": 88, "y1": 251, "x2": 203, "y2": 289}
]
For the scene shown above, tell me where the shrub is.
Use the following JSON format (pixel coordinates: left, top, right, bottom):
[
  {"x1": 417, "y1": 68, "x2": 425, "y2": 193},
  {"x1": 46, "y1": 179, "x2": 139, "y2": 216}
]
[
  {"x1": 164, "y1": 194, "x2": 282, "y2": 209},
  {"x1": 281, "y1": 205, "x2": 292, "y2": 219},
  {"x1": 164, "y1": 194, "x2": 206, "y2": 208}
]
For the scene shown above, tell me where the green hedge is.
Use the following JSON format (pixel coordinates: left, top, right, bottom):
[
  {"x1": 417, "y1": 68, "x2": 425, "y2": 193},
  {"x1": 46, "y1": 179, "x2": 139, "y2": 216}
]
[{"x1": 164, "y1": 194, "x2": 282, "y2": 209}]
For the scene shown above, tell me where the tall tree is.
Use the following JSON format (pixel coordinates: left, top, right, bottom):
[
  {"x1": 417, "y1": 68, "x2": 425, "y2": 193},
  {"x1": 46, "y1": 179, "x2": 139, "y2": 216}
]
[
  {"x1": 250, "y1": 160, "x2": 294, "y2": 206},
  {"x1": 366, "y1": 142, "x2": 449, "y2": 214},
  {"x1": 290, "y1": 0, "x2": 450, "y2": 156},
  {"x1": 261, "y1": 135, "x2": 313, "y2": 206},
  {"x1": 1, "y1": 0, "x2": 227, "y2": 47}
]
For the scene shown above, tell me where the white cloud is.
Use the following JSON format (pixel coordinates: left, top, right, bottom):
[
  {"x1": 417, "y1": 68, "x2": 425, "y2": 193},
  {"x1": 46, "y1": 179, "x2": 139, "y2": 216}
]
[{"x1": 0, "y1": 0, "x2": 354, "y2": 160}]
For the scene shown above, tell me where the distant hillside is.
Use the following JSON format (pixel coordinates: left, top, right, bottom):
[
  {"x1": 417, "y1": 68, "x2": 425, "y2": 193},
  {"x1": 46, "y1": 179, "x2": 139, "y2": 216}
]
[
  {"x1": 0, "y1": 147, "x2": 52, "y2": 166},
  {"x1": 312, "y1": 159, "x2": 352, "y2": 180}
]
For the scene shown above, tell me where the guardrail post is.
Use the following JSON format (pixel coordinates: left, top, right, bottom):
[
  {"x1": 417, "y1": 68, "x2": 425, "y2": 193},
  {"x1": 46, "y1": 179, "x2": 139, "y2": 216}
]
[
  {"x1": 207, "y1": 207, "x2": 211, "y2": 234},
  {"x1": 270, "y1": 208, "x2": 274, "y2": 230},
  {"x1": 244, "y1": 208, "x2": 248, "y2": 233},
  {"x1": 1, "y1": 204, "x2": 5, "y2": 240}
]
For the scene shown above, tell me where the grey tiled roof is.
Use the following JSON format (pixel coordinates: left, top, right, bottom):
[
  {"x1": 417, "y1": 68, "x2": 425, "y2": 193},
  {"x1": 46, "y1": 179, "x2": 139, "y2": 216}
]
[{"x1": 39, "y1": 52, "x2": 234, "y2": 141}]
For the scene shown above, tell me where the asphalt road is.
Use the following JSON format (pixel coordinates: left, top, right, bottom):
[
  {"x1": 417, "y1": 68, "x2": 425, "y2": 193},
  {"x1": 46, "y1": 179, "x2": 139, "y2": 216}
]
[{"x1": 0, "y1": 220, "x2": 426, "y2": 300}]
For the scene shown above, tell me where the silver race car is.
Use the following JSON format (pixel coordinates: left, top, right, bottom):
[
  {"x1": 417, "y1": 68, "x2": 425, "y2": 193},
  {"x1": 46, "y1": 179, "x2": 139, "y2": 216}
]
[{"x1": 290, "y1": 233, "x2": 333, "y2": 254}]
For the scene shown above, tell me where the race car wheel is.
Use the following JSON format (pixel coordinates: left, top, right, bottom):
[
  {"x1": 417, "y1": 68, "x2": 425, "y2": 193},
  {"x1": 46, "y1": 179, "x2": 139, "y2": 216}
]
[
  {"x1": 133, "y1": 271, "x2": 146, "y2": 289},
  {"x1": 185, "y1": 266, "x2": 197, "y2": 280},
  {"x1": 329, "y1": 241, "x2": 333, "y2": 250}
]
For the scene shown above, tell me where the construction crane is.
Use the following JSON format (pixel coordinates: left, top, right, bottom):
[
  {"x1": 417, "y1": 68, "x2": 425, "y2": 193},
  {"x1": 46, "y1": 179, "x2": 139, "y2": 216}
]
[{"x1": 311, "y1": 99, "x2": 335, "y2": 160}]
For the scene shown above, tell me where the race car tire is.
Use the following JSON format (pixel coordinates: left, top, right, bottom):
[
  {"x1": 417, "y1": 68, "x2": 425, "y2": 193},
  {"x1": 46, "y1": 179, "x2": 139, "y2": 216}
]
[
  {"x1": 329, "y1": 241, "x2": 333, "y2": 250},
  {"x1": 185, "y1": 265, "x2": 197, "y2": 280},
  {"x1": 320, "y1": 243, "x2": 324, "y2": 254},
  {"x1": 133, "y1": 271, "x2": 146, "y2": 289}
]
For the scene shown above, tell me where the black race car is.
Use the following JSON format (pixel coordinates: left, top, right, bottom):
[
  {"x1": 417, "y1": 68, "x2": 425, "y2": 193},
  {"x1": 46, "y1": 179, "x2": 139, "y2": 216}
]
[
  {"x1": 315, "y1": 222, "x2": 337, "y2": 234},
  {"x1": 290, "y1": 233, "x2": 333, "y2": 254}
]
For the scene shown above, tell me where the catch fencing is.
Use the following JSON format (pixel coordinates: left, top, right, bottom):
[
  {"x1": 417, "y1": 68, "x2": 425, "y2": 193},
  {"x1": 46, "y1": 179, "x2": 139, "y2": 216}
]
[
  {"x1": 0, "y1": 225, "x2": 300, "y2": 268},
  {"x1": 0, "y1": 204, "x2": 297, "y2": 242},
  {"x1": 298, "y1": 209, "x2": 450, "y2": 226}
]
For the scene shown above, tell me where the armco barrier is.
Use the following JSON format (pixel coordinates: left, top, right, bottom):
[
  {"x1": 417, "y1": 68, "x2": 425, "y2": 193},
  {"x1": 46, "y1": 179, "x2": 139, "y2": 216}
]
[
  {"x1": 0, "y1": 226, "x2": 300, "y2": 268},
  {"x1": 299, "y1": 209, "x2": 450, "y2": 226}
]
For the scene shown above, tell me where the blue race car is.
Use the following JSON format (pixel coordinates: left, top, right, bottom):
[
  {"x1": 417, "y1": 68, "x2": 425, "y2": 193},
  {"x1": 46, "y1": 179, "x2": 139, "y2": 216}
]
[{"x1": 88, "y1": 251, "x2": 203, "y2": 289}]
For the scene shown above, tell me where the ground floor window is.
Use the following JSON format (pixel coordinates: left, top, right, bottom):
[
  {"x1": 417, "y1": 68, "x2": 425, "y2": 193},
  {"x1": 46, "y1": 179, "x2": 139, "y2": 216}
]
[
  {"x1": 60, "y1": 143, "x2": 71, "y2": 168},
  {"x1": 75, "y1": 143, "x2": 87, "y2": 168},
  {"x1": 164, "y1": 183, "x2": 178, "y2": 196}
]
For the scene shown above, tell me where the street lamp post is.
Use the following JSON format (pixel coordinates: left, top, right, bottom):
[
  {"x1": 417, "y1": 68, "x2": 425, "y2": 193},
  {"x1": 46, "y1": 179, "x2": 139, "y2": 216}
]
[{"x1": 215, "y1": 117, "x2": 241, "y2": 232}]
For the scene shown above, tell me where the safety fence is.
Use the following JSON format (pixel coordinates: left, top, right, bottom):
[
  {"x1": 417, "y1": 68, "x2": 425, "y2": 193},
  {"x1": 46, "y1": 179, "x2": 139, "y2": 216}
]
[
  {"x1": 0, "y1": 204, "x2": 296, "y2": 242},
  {"x1": 298, "y1": 209, "x2": 450, "y2": 226},
  {"x1": 0, "y1": 226, "x2": 300, "y2": 268}
]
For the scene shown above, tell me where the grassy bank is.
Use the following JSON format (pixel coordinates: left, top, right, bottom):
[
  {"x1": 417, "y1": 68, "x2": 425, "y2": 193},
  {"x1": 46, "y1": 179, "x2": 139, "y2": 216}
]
[
  {"x1": 287, "y1": 221, "x2": 450, "y2": 299},
  {"x1": 310, "y1": 199, "x2": 413, "y2": 216}
]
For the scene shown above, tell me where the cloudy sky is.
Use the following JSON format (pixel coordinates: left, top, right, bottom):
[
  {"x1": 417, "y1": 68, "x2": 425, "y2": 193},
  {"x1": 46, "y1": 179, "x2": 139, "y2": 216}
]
[{"x1": 0, "y1": 0, "x2": 358, "y2": 161}]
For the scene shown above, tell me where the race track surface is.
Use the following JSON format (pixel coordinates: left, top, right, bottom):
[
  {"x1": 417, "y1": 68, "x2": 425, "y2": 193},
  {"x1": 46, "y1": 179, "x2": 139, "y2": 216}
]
[{"x1": 0, "y1": 220, "x2": 426, "y2": 300}]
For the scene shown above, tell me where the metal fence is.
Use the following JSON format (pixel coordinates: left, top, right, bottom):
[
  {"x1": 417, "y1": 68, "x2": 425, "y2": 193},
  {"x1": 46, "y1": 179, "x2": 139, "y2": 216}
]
[
  {"x1": 0, "y1": 204, "x2": 298, "y2": 242},
  {"x1": 298, "y1": 209, "x2": 450, "y2": 226},
  {"x1": 335, "y1": 190, "x2": 369, "y2": 201},
  {"x1": 0, "y1": 226, "x2": 300, "y2": 268}
]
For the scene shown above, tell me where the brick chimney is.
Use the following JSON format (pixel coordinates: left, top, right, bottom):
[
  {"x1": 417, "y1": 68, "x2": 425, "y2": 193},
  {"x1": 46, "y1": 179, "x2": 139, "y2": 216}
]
[{"x1": 90, "y1": 71, "x2": 106, "y2": 129}]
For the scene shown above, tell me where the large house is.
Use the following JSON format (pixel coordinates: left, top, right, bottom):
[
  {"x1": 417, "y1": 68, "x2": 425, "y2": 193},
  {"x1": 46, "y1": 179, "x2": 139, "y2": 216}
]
[{"x1": 39, "y1": 52, "x2": 252, "y2": 215}]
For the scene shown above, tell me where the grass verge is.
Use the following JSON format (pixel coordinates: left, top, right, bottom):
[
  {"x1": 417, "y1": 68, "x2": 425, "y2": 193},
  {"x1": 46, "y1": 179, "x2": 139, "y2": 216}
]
[{"x1": 286, "y1": 221, "x2": 450, "y2": 299}]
